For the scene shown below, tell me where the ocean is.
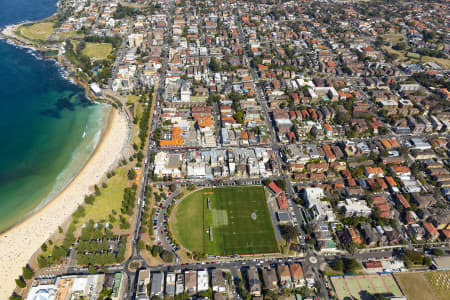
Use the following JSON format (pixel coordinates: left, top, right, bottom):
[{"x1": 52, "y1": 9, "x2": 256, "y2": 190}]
[{"x1": 0, "y1": 0, "x2": 110, "y2": 232}]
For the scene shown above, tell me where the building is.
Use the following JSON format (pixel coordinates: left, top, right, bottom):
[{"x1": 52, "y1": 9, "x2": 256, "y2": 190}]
[
  {"x1": 211, "y1": 270, "x2": 227, "y2": 293},
  {"x1": 433, "y1": 256, "x2": 450, "y2": 270},
  {"x1": 185, "y1": 271, "x2": 197, "y2": 295},
  {"x1": 277, "y1": 265, "x2": 292, "y2": 289},
  {"x1": 423, "y1": 222, "x2": 439, "y2": 239},
  {"x1": 136, "y1": 270, "x2": 150, "y2": 300},
  {"x1": 248, "y1": 267, "x2": 261, "y2": 297},
  {"x1": 27, "y1": 274, "x2": 106, "y2": 300},
  {"x1": 180, "y1": 81, "x2": 191, "y2": 102},
  {"x1": 364, "y1": 166, "x2": 384, "y2": 178},
  {"x1": 90, "y1": 82, "x2": 102, "y2": 96},
  {"x1": 304, "y1": 188, "x2": 335, "y2": 222},
  {"x1": 277, "y1": 211, "x2": 291, "y2": 224},
  {"x1": 339, "y1": 198, "x2": 371, "y2": 217},
  {"x1": 268, "y1": 181, "x2": 283, "y2": 195},
  {"x1": 276, "y1": 192, "x2": 288, "y2": 210},
  {"x1": 412, "y1": 193, "x2": 436, "y2": 208},
  {"x1": 166, "y1": 272, "x2": 176, "y2": 297},
  {"x1": 151, "y1": 272, "x2": 164, "y2": 297},
  {"x1": 289, "y1": 264, "x2": 305, "y2": 288},
  {"x1": 26, "y1": 284, "x2": 58, "y2": 300},
  {"x1": 197, "y1": 270, "x2": 209, "y2": 292},
  {"x1": 175, "y1": 273, "x2": 184, "y2": 295},
  {"x1": 303, "y1": 187, "x2": 325, "y2": 202},
  {"x1": 262, "y1": 268, "x2": 278, "y2": 291}
]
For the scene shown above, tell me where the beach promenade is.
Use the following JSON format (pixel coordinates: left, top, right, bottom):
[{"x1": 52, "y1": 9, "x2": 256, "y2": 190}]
[{"x1": 0, "y1": 108, "x2": 130, "y2": 298}]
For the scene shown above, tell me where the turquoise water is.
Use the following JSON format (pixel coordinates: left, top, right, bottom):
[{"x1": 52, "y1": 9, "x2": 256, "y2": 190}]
[{"x1": 0, "y1": 0, "x2": 110, "y2": 232}]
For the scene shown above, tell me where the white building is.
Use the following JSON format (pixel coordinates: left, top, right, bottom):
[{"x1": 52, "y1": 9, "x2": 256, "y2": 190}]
[
  {"x1": 304, "y1": 187, "x2": 325, "y2": 202},
  {"x1": 339, "y1": 198, "x2": 371, "y2": 217},
  {"x1": 180, "y1": 82, "x2": 191, "y2": 102},
  {"x1": 197, "y1": 270, "x2": 209, "y2": 292},
  {"x1": 166, "y1": 273, "x2": 176, "y2": 297},
  {"x1": 26, "y1": 284, "x2": 57, "y2": 300}
]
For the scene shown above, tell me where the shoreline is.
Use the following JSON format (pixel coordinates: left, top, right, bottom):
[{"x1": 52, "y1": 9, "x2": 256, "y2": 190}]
[
  {"x1": 0, "y1": 105, "x2": 109, "y2": 235},
  {"x1": 0, "y1": 107, "x2": 130, "y2": 297},
  {"x1": 0, "y1": 18, "x2": 132, "y2": 298}
]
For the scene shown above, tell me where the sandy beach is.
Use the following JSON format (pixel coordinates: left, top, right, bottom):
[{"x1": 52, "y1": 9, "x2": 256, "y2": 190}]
[{"x1": 0, "y1": 108, "x2": 130, "y2": 298}]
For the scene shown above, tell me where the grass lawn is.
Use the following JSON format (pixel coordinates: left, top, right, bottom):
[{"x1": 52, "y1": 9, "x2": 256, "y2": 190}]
[
  {"x1": 420, "y1": 56, "x2": 450, "y2": 69},
  {"x1": 19, "y1": 22, "x2": 54, "y2": 41},
  {"x1": 383, "y1": 45, "x2": 450, "y2": 68},
  {"x1": 172, "y1": 186, "x2": 278, "y2": 256},
  {"x1": 424, "y1": 271, "x2": 450, "y2": 300},
  {"x1": 395, "y1": 272, "x2": 437, "y2": 300},
  {"x1": 120, "y1": 1, "x2": 148, "y2": 8},
  {"x1": 383, "y1": 34, "x2": 403, "y2": 44},
  {"x1": 127, "y1": 95, "x2": 141, "y2": 104},
  {"x1": 82, "y1": 167, "x2": 128, "y2": 222},
  {"x1": 82, "y1": 42, "x2": 113, "y2": 60},
  {"x1": 53, "y1": 31, "x2": 84, "y2": 40}
]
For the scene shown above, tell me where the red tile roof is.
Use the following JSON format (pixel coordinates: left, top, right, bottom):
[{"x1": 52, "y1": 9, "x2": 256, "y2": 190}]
[
  {"x1": 424, "y1": 222, "x2": 438, "y2": 236},
  {"x1": 277, "y1": 193, "x2": 288, "y2": 210},
  {"x1": 268, "y1": 182, "x2": 282, "y2": 195}
]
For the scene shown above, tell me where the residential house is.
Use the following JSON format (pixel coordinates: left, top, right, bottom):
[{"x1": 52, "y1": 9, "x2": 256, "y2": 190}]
[
  {"x1": 262, "y1": 268, "x2": 278, "y2": 291},
  {"x1": 247, "y1": 267, "x2": 261, "y2": 297},
  {"x1": 277, "y1": 265, "x2": 292, "y2": 289},
  {"x1": 289, "y1": 264, "x2": 305, "y2": 288}
]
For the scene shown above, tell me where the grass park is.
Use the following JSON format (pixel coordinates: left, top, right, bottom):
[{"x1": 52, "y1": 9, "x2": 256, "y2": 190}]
[
  {"x1": 19, "y1": 22, "x2": 55, "y2": 41},
  {"x1": 81, "y1": 42, "x2": 113, "y2": 60},
  {"x1": 81, "y1": 167, "x2": 129, "y2": 223},
  {"x1": 172, "y1": 186, "x2": 278, "y2": 256},
  {"x1": 395, "y1": 271, "x2": 450, "y2": 300}
]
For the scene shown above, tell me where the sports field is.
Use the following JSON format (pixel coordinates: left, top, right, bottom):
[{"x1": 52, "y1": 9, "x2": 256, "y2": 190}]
[
  {"x1": 330, "y1": 274, "x2": 403, "y2": 300},
  {"x1": 425, "y1": 271, "x2": 450, "y2": 300},
  {"x1": 172, "y1": 186, "x2": 278, "y2": 255},
  {"x1": 395, "y1": 271, "x2": 450, "y2": 300}
]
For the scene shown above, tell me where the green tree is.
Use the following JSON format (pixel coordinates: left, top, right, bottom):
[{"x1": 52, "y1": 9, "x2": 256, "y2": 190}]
[
  {"x1": 423, "y1": 256, "x2": 432, "y2": 267},
  {"x1": 128, "y1": 169, "x2": 137, "y2": 180},
  {"x1": 432, "y1": 249, "x2": 444, "y2": 256},
  {"x1": 22, "y1": 266, "x2": 34, "y2": 280},
  {"x1": 84, "y1": 194, "x2": 95, "y2": 205},
  {"x1": 279, "y1": 224, "x2": 299, "y2": 243},
  {"x1": 152, "y1": 245, "x2": 163, "y2": 257},
  {"x1": 88, "y1": 265, "x2": 97, "y2": 274},
  {"x1": 160, "y1": 250, "x2": 175, "y2": 263},
  {"x1": 137, "y1": 240, "x2": 145, "y2": 251},
  {"x1": 274, "y1": 179, "x2": 286, "y2": 191},
  {"x1": 15, "y1": 278, "x2": 26, "y2": 289},
  {"x1": 330, "y1": 259, "x2": 344, "y2": 273},
  {"x1": 37, "y1": 255, "x2": 49, "y2": 268},
  {"x1": 94, "y1": 184, "x2": 101, "y2": 196},
  {"x1": 343, "y1": 258, "x2": 361, "y2": 274}
]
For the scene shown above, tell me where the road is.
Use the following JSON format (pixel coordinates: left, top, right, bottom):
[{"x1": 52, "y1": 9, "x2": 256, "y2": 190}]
[
  {"x1": 121, "y1": 1, "x2": 176, "y2": 298},
  {"x1": 234, "y1": 13, "x2": 308, "y2": 243}
]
